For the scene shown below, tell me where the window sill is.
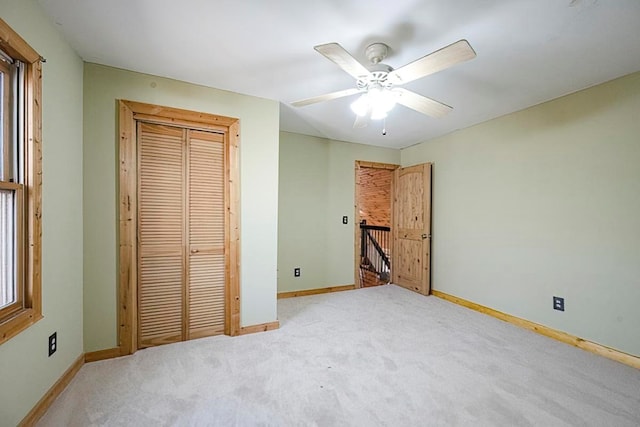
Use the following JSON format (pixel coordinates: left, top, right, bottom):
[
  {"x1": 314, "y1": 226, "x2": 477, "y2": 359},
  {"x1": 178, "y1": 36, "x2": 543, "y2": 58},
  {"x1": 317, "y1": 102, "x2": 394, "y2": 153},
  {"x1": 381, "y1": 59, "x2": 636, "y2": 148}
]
[{"x1": 0, "y1": 308, "x2": 43, "y2": 346}]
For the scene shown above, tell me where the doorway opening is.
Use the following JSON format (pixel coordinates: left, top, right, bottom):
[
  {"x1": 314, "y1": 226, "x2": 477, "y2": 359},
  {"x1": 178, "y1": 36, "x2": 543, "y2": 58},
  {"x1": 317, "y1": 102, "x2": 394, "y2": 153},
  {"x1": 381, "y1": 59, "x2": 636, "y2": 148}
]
[{"x1": 354, "y1": 161, "x2": 398, "y2": 288}]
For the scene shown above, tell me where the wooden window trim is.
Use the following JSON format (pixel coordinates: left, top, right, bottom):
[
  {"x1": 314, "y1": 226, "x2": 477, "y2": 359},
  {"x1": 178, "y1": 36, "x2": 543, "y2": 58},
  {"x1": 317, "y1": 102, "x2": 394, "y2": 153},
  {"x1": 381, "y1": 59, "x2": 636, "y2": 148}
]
[
  {"x1": 0, "y1": 18, "x2": 43, "y2": 345},
  {"x1": 118, "y1": 100, "x2": 240, "y2": 355},
  {"x1": 0, "y1": 20, "x2": 40, "y2": 64}
]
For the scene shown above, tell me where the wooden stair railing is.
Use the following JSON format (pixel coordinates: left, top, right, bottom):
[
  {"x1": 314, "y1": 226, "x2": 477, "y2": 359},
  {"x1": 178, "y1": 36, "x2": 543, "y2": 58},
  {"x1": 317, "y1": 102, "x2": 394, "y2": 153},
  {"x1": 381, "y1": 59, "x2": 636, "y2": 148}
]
[{"x1": 360, "y1": 222, "x2": 391, "y2": 287}]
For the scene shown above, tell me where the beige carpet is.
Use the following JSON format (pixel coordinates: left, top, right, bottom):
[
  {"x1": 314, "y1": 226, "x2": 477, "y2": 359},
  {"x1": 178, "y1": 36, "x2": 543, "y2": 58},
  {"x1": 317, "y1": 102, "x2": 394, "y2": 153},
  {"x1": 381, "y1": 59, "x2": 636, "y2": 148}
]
[{"x1": 38, "y1": 285, "x2": 640, "y2": 426}]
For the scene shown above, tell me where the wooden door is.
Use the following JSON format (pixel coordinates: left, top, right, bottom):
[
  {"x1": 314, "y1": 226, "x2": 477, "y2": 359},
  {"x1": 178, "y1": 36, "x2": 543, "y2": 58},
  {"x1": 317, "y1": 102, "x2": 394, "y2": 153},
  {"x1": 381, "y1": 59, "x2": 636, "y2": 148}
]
[
  {"x1": 137, "y1": 122, "x2": 226, "y2": 348},
  {"x1": 391, "y1": 163, "x2": 432, "y2": 295},
  {"x1": 187, "y1": 130, "x2": 226, "y2": 339},
  {"x1": 138, "y1": 123, "x2": 185, "y2": 347}
]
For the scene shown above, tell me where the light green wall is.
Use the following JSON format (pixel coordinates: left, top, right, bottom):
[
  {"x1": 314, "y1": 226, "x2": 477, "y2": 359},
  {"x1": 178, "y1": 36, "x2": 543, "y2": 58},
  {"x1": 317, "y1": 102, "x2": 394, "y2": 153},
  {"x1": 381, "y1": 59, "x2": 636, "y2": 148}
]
[
  {"x1": 402, "y1": 72, "x2": 640, "y2": 356},
  {"x1": 0, "y1": 3, "x2": 636, "y2": 422},
  {"x1": 278, "y1": 132, "x2": 399, "y2": 292},
  {"x1": 0, "y1": 1, "x2": 84, "y2": 425},
  {"x1": 83, "y1": 64, "x2": 280, "y2": 352}
]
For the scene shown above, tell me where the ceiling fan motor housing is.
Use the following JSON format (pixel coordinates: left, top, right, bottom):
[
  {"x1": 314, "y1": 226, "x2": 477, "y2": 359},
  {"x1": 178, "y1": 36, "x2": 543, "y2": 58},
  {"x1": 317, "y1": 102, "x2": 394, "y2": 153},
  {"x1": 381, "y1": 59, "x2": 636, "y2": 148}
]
[
  {"x1": 358, "y1": 43, "x2": 394, "y2": 91},
  {"x1": 365, "y1": 42, "x2": 389, "y2": 64}
]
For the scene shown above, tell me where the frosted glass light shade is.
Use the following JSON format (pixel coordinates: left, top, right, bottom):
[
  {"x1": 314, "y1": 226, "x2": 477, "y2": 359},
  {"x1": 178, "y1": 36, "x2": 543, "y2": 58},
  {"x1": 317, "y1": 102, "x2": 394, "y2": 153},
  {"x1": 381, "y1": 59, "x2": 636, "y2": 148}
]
[
  {"x1": 350, "y1": 93, "x2": 370, "y2": 117},
  {"x1": 350, "y1": 88, "x2": 398, "y2": 120}
]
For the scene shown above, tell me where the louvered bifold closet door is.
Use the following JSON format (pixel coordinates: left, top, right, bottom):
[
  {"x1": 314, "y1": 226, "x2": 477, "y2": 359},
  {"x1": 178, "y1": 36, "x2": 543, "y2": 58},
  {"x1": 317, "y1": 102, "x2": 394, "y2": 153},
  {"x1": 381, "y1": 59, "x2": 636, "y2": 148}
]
[
  {"x1": 187, "y1": 130, "x2": 226, "y2": 339},
  {"x1": 138, "y1": 123, "x2": 185, "y2": 347}
]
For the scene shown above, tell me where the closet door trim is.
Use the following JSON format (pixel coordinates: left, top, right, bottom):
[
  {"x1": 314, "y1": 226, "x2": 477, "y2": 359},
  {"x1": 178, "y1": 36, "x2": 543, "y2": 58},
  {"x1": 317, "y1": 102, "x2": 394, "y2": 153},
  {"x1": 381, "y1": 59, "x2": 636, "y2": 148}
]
[{"x1": 118, "y1": 100, "x2": 241, "y2": 355}]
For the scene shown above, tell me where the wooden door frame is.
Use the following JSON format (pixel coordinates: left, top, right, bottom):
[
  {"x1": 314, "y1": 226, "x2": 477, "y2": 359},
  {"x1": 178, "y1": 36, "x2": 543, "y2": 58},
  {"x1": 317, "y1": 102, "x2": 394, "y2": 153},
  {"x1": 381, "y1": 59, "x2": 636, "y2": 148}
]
[
  {"x1": 354, "y1": 160, "x2": 399, "y2": 288},
  {"x1": 118, "y1": 100, "x2": 241, "y2": 355}
]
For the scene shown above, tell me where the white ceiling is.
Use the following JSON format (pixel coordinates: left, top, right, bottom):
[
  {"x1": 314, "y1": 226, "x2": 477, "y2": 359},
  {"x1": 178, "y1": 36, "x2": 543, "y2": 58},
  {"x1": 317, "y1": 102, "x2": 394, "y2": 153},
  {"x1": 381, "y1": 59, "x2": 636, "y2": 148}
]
[{"x1": 37, "y1": 0, "x2": 640, "y2": 149}]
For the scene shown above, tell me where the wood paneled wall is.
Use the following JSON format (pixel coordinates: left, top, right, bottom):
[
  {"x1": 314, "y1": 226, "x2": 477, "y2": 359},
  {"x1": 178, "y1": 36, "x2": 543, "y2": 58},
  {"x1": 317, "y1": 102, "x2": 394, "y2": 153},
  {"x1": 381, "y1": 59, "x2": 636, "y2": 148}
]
[{"x1": 356, "y1": 167, "x2": 393, "y2": 227}]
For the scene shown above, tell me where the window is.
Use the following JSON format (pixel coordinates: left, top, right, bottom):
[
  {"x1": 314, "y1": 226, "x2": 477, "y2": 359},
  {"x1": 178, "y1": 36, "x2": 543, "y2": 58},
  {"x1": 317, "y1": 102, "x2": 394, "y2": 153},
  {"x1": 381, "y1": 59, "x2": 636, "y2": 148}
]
[
  {"x1": 0, "y1": 18, "x2": 43, "y2": 345},
  {"x1": 1, "y1": 47, "x2": 23, "y2": 317}
]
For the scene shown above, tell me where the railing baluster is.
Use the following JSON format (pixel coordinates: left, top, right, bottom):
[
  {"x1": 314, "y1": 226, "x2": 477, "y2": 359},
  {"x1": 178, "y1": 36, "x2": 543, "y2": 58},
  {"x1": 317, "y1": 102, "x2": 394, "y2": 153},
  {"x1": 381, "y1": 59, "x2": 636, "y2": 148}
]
[{"x1": 359, "y1": 223, "x2": 391, "y2": 284}]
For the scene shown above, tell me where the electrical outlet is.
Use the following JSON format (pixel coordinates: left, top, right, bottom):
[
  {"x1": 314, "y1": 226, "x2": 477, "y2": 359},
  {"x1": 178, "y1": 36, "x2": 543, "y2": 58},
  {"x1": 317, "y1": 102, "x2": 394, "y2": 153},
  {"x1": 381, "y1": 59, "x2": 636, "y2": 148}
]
[
  {"x1": 553, "y1": 296, "x2": 565, "y2": 312},
  {"x1": 342, "y1": 216, "x2": 348, "y2": 224},
  {"x1": 294, "y1": 268, "x2": 301, "y2": 277},
  {"x1": 48, "y1": 332, "x2": 57, "y2": 357}
]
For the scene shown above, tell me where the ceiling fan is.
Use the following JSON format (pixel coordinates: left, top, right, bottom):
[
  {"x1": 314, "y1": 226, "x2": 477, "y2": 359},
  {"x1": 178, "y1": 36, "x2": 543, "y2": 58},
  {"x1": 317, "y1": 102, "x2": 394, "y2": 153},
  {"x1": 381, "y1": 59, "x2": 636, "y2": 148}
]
[{"x1": 291, "y1": 40, "x2": 476, "y2": 128}]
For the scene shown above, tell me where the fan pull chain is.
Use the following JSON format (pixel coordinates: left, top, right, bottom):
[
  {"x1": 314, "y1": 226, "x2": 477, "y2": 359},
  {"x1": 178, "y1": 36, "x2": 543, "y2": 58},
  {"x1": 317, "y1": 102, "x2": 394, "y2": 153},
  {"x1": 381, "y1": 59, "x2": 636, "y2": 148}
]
[{"x1": 382, "y1": 117, "x2": 387, "y2": 136}]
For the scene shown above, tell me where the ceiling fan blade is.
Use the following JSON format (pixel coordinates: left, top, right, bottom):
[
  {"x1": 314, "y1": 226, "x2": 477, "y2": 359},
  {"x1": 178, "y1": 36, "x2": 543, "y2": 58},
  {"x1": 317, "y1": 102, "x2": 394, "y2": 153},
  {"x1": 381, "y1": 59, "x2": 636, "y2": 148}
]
[
  {"x1": 314, "y1": 43, "x2": 370, "y2": 80},
  {"x1": 291, "y1": 88, "x2": 361, "y2": 107},
  {"x1": 388, "y1": 40, "x2": 476, "y2": 85},
  {"x1": 395, "y1": 88, "x2": 452, "y2": 118}
]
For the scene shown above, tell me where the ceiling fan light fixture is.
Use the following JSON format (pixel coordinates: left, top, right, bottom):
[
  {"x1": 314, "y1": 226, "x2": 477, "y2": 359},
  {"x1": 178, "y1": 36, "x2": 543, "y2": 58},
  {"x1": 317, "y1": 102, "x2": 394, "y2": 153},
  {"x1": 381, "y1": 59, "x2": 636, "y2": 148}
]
[
  {"x1": 350, "y1": 93, "x2": 370, "y2": 117},
  {"x1": 351, "y1": 88, "x2": 398, "y2": 120},
  {"x1": 369, "y1": 87, "x2": 397, "y2": 113}
]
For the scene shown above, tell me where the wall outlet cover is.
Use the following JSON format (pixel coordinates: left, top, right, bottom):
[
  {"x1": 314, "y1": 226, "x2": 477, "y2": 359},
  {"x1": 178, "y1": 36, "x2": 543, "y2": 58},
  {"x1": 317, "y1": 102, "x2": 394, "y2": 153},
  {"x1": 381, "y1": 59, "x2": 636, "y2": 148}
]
[
  {"x1": 48, "y1": 332, "x2": 57, "y2": 357},
  {"x1": 553, "y1": 296, "x2": 565, "y2": 312}
]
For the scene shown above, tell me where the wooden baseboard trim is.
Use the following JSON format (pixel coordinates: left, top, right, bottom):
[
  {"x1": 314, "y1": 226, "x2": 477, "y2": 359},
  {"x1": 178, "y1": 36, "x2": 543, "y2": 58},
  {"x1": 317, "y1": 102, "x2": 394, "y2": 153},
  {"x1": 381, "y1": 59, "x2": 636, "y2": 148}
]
[
  {"x1": 431, "y1": 290, "x2": 640, "y2": 369},
  {"x1": 19, "y1": 354, "x2": 84, "y2": 426},
  {"x1": 277, "y1": 284, "x2": 356, "y2": 299},
  {"x1": 84, "y1": 347, "x2": 122, "y2": 363},
  {"x1": 239, "y1": 321, "x2": 280, "y2": 336}
]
